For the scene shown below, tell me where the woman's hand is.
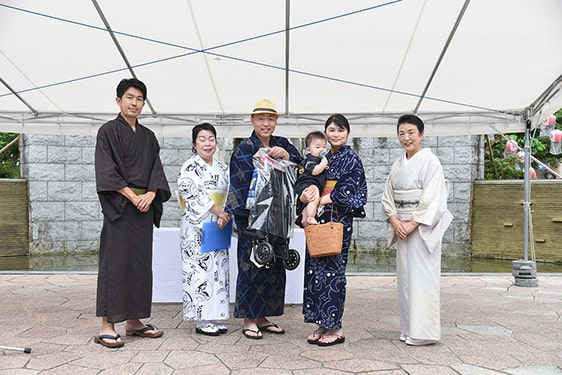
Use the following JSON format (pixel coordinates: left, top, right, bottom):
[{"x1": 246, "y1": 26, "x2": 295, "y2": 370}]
[
  {"x1": 390, "y1": 216, "x2": 419, "y2": 240},
  {"x1": 318, "y1": 193, "x2": 332, "y2": 206},
  {"x1": 217, "y1": 212, "x2": 231, "y2": 229},
  {"x1": 268, "y1": 146, "x2": 289, "y2": 160},
  {"x1": 402, "y1": 220, "x2": 420, "y2": 237},
  {"x1": 299, "y1": 185, "x2": 318, "y2": 204},
  {"x1": 390, "y1": 216, "x2": 407, "y2": 240},
  {"x1": 212, "y1": 206, "x2": 231, "y2": 229}
]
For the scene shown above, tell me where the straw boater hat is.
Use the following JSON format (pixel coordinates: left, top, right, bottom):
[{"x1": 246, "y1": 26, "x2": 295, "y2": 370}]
[{"x1": 250, "y1": 99, "x2": 281, "y2": 117}]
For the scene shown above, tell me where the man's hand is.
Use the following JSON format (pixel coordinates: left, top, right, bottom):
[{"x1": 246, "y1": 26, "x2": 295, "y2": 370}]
[
  {"x1": 135, "y1": 191, "x2": 156, "y2": 213},
  {"x1": 268, "y1": 146, "x2": 289, "y2": 160}
]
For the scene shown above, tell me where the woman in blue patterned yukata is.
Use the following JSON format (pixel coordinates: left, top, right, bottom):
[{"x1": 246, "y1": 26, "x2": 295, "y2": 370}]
[{"x1": 299, "y1": 113, "x2": 367, "y2": 346}]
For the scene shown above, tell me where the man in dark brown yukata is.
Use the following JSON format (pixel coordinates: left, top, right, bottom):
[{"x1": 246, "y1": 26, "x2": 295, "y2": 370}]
[{"x1": 93, "y1": 78, "x2": 171, "y2": 348}]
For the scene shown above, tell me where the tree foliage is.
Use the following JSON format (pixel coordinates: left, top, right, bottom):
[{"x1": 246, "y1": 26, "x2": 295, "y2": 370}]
[
  {"x1": 0, "y1": 132, "x2": 20, "y2": 178},
  {"x1": 484, "y1": 108, "x2": 562, "y2": 180}
]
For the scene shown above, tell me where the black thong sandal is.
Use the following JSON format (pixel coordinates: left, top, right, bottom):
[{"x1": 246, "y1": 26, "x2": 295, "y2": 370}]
[
  {"x1": 317, "y1": 334, "x2": 345, "y2": 347},
  {"x1": 257, "y1": 322, "x2": 285, "y2": 334},
  {"x1": 307, "y1": 329, "x2": 326, "y2": 344},
  {"x1": 242, "y1": 328, "x2": 263, "y2": 340},
  {"x1": 125, "y1": 324, "x2": 163, "y2": 338},
  {"x1": 94, "y1": 334, "x2": 124, "y2": 348}
]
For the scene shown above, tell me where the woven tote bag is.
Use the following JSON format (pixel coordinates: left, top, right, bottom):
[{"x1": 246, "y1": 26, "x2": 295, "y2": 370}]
[{"x1": 304, "y1": 206, "x2": 343, "y2": 257}]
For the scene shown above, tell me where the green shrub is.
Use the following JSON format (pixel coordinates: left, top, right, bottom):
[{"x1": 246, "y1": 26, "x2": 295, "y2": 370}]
[
  {"x1": 0, "y1": 133, "x2": 20, "y2": 178},
  {"x1": 484, "y1": 108, "x2": 562, "y2": 179}
]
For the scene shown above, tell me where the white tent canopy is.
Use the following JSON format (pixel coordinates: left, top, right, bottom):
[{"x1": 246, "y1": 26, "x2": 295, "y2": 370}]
[{"x1": 1, "y1": 0, "x2": 561, "y2": 138}]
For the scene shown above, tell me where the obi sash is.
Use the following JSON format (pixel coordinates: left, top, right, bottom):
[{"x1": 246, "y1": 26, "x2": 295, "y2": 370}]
[
  {"x1": 393, "y1": 188, "x2": 422, "y2": 221},
  {"x1": 321, "y1": 179, "x2": 337, "y2": 196}
]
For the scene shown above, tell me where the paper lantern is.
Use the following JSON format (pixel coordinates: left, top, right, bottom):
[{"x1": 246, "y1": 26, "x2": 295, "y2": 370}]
[
  {"x1": 542, "y1": 115, "x2": 556, "y2": 127},
  {"x1": 550, "y1": 129, "x2": 562, "y2": 155},
  {"x1": 505, "y1": 140, "x2": 518, "y2": 153},
  {"x1": 529, "y1": 167, "x2": 536, "y2": 179},
  {"x1": 550, "y1": 129, "x2": 562, "y2": 143}
]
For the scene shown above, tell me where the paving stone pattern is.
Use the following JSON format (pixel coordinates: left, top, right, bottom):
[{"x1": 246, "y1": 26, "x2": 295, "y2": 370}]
[{"x1": 1, "y1": 274, "x2": 561, "y2": 374}]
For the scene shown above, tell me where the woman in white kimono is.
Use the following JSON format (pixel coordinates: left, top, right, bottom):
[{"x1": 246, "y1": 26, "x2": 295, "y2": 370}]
[
  {"x1": 177, "y1": 123, "x2": 231, "y2": 336},
  {"x1": 381, "y1": 114, "x2": 453, "y2": 346}
]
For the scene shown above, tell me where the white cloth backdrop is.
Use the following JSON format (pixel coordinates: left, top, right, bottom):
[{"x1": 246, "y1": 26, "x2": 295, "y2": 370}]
[{"x1": 152, "y1": 227, "x2": 306, "y2": 304}]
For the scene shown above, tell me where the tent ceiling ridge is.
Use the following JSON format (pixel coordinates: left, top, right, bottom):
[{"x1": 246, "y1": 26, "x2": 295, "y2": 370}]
[{"x1": 0, "y1": 1, "x2": 559, "y2": 137}]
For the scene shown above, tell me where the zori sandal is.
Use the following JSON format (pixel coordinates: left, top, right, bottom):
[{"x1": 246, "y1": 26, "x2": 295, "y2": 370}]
[
  {"x1": 257, "y1": 322, "x2": 285, "y2": 334},
  {"x1": 317, "y1": 335, "x2": 345, "y2": 347},
  {"x1": 94, "y1": 334, "x2": 124, "y2": 348},
  {"x1": 242, "y1": 328, "x2": 263, "y2": 340},
  {"x1": 125, "y1": 324, "x2": 163, "y2": 338}
]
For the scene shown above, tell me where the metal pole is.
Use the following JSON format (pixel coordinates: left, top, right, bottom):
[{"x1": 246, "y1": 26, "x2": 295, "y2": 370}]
[
  {"x1": 523, "y1": 120, "x2": 531, "y2": 261},
  {"x1": 512, "y1": 118, "x2": 538, "y2": 287},
  {"x1": 0, "y1": 345, "x2": 31, "y2": 353}
]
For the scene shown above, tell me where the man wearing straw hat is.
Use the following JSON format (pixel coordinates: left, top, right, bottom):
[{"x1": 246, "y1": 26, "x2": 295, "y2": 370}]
[{"x1": 226, "y1": 99, "x2": 303, "y2": 339}]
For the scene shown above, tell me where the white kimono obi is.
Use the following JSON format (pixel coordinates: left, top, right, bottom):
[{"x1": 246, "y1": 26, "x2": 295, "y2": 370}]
[
  {"x1": 382, "y1": 148, "x2": 453, "y2": 252},
  {"x1": 393, "y1": 188, "x2": 423, "y2": 221}
]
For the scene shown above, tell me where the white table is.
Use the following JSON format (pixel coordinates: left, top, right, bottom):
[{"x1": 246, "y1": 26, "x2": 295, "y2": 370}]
[{"x1": 152, "y1": 227, "x2": 305, "y2": 304}]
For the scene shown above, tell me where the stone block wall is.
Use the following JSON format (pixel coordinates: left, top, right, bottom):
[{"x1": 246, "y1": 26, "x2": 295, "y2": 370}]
[
  {"x1": 353, "y1": 134, "x2": 478, "y2": 254},
  {"x1": 20, "y1": 132, "x2": 478, "y2": 254}
]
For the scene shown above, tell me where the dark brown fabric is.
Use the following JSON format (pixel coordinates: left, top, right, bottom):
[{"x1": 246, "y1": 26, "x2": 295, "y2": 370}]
[
  {"x1": 96, "y1": 203, "x2": 154, "y2": 322},
  {"x1": 94, "y1": 114, "x2": 170, "y2": 323},
  {"x1": 95, "y1": 114, "x2": 171, "y2": 226}
]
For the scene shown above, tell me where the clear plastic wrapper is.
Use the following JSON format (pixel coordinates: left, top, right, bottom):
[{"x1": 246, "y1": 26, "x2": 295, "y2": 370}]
[{"x1": 246, "y1": 148, "x2": 297, "y2": 240}]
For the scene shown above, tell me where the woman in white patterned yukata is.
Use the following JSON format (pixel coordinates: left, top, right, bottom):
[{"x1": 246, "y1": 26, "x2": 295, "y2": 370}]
[
  {"x1": 177, "y1": 123, "x2": 231, "y2": 336},
  {"x1": 300, "y1": 114, "x2": 367, "y2": 346}
]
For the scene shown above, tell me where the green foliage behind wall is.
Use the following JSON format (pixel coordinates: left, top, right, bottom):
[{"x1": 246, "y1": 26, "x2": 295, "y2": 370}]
[
  {"x1": 484, "y1": 108, "x2": 562, "y2": 180},
  {"x1": 0, "y1": 133, "x2": 20, "y2": 179}
]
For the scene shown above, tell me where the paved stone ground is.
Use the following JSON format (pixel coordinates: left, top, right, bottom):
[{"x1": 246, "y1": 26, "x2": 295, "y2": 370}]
[{"x1": 0, "y1": 273, "x2": 561, "y2": 374}]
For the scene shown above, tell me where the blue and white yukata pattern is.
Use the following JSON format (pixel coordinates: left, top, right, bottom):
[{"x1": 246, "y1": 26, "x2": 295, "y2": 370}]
[
  {"x1": 302, "y1": 145, "x2": 367, "y2": 330},
  {"x1": 225, "y1": 131, "x2": 302, "y2": 318}
]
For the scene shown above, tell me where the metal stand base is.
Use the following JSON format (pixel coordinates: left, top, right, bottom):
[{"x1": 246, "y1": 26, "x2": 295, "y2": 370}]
[
  {"x1": 512, "y1": 259, "x2": 538, "y2": 287},
  {"x1": 0, "y1": 345, "x2": 31, "y2": 353}
]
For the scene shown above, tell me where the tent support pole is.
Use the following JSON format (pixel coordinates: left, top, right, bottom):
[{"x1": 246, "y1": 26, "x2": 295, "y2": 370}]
[
  {"x1": 284, "y1": 0, "x2": 290, "y2": 115},
  {"x1": 512, "y1": 117, "x2": 538, "y2": 287},
  {"x1": 91, "y1": 0, "x2": 157, "y2": 116},
  {"x1": 523, "y1": 119, "x2": 530, "y2": 262}
]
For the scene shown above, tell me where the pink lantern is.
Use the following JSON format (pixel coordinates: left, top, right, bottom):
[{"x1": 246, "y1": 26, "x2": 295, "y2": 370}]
[
  {"x1": 550, "y1": 129, "x2": 562, "y2": 143},
  {"x1": 529, "y1": 167, "x2": 537, "y2": 179},
  {"x1": 551, "y1": 129, "x2": 562, "y2": 155},
  {"x1": 542, "y1": 115, "x2": 556, "y2": 127},
  {"x1": 516, "y1": 151, "x2": 525, "y2": 163},
  {"x1": 505, "y1": 140, "x2": 518, "y2": 153}
]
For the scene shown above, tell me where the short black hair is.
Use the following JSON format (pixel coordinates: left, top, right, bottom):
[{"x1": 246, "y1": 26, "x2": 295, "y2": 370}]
[
  {"x1": 397, "y1": 114, "x2": 424, "y2": 134},
  {"x1": 324, "y1": 113, "x2": 350, "y2": 133},
  {"x1": 304, "y1": 131, "x2": 327, "y2": 147},
  {"x1": 116, "y1": 78, "x2": 147, "y2": 100},
  {"x1": 192, "y1": 123, "x2": 217, "y2": 145}
]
